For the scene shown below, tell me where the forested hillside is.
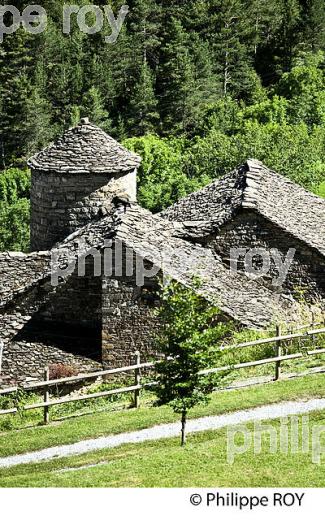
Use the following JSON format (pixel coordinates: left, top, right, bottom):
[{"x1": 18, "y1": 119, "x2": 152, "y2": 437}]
[{"x1": 0, "y1": 0, "x2": 324, "y2": 251}]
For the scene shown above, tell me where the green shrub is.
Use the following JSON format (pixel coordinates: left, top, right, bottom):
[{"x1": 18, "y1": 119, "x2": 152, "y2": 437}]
[{"x1": 0, "y1": 168, "x2": 31, "y2": 252}]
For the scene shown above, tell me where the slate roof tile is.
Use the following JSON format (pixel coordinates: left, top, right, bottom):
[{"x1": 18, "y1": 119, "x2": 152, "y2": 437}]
[
  {"x1": 27, "y1": 118, "x2": 141, "y2": 175},
  {"x1": 161, "y1": 159, "x2": 325, "y2": 257},
  {"x1": 1, "y1": 163, "x2": 322, "y2": 330}
]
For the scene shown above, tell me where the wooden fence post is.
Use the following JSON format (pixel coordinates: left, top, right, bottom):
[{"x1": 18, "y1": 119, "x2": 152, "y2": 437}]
[
  {"x1": 134, "y1": 351, "x2": 141, "y2": 409},
  {"x1": 275, "y1": 325, "x2": 282, "y2": 381},
  {"x1": 43, "y1": 367, "x2": 50, "y2": 424}
]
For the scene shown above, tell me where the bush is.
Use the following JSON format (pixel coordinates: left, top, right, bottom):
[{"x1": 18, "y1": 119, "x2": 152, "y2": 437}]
[
  {"x1": 315, "y1": 182, "x2": 325, "y2": 198},
  {"x1": 49, "y1": 364, "x2": 78, "y2": 380},
  {"x1": 0, "y1": 168, "x2": 31, "y2": 252},
  {"x1": 0, "y1": 168, "x2": 30, "y2": 204}
]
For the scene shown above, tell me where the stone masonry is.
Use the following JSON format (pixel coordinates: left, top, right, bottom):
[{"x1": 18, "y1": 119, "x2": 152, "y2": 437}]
[
  {"x1": 1, "y1": 125, "x2": 324, "y2": 386},
  {"x1": 28, "y1": 118, "x2": 140, "y2": 251}
]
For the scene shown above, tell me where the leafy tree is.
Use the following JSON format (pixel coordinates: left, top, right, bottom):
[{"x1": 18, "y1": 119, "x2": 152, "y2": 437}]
[
  {"x1": 154, "y1": 280, "x2": 233, "y2": 446},
  {"x1": 196, "y1": 97, "x2": 243, "y2": 136},
  {"x1": 275, "y1": 51, "x2": 325, "y2": 126},
  {"x1": 243, "y1": 95, "x2": 289, "y2": 125},
  {"x1": 0, "y1": 169, "x2": 31, "y2": 204},
  {"x1": 0, "y1": 0, "x2": 324, "y2": 182},
  {"x1": 315, "y1": 182, "x2": 325, "y2": 198},
  {"x1": 0, "y1": 169, "x2": 31, "y2": 252},
  {"x1": 0, "y1": 199, "x2": 30, "y2": 252},
  {"x1": 124, "y1": 135, "x2": 208, "y2": 212},
  {"x1": 180, "y1": 119, "x2": 325, "y2": 193}
]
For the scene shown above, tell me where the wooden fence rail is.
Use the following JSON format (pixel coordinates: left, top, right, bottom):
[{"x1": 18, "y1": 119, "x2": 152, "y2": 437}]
[
  {"x1": 0, "y1": 324, "x2": 324, "y2": 423},
  {"x1": 22, "y1": 361, "x2": 155, "y2": 390},
  {"x1": 219, "y1": 327, "x2": 325, "y2": 352},
  {"x1": 0, "y1": 386, "x2": 18, "y2": 395}
]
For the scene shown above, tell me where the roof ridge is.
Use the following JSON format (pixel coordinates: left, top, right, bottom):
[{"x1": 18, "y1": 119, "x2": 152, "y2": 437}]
[
  {"x1": 243, "y1": 160, "x2": 325, "y2": 257},
  {"x1": 242, "y1": 158, "x2": 265, "y2": 210},
  {"x1": 161, "y1": 159, "x2": 325, "y2": 257}
]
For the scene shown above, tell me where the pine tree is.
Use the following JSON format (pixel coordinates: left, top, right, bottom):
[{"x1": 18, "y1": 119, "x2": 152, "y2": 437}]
[
  {"x1": 187, "y1": 35, "x2": 222, "y2": 126},
  {"x1": 209, "y1": 0, "x2": 255, "y2": 98},
  {"x1": 129, "y1": 0, "x2": 161, "y2": 67},
  {"x1": 245, "y1": 0, "x2": 282, "y2": 56},
  {"x1": 274, "y1": 0, "x2": 302, "y2": 74},
  {"x1": 246, "y1": 0, "x2": 284, "y2": 85},
  {"x1": 0, "y1": 28, "x2": 35, "y2": 164},
  {"x1": 101, "y1": 25, "x2": 134, "y2": 126},
  {"x1": 24, "y1": 88, "x2": 54, "y2": 157},
  {"x1": 128, "y1": 63, "x2": 159, "y2": 135},
  {"x1": 246, "y1": 0, "x2": 302, "y2": 84},
  {"x1": 39, "y1": 17, "x2": 84, "y2": 130},
  {"x1": 81, "y1": 87, "x2": 112, "y2": 132},
  {"x1": 116, "y1": 115, "x2": 128, "y2": 141},
  {"x1": 301, "y1": 0, "x2": 325, "y2": 52},
  {"x1": 158, "y1": 18, "x2": 196, "y2": 133},
  {"x1": 0, "y1": 0, "x2": 322, "y2": 166},
  {"x1": 86, "y1": 53, "x2": 116, "y2": 112}
]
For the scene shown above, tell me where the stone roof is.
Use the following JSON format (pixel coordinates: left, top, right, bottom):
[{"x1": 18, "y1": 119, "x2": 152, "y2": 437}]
[
  {"x1": 0, "y1": 251, "x2": 51, "y2": 308},
  {"x1": 27, "y1": 118, "x2": 141, "y2": 175},
  {"x1": 50, "y1": 202, "x2": 302, "y2": 329},
  {"x1": 0, "y1": 198, "x2": 314, "y2": 330},
  {"x1": 161, "y1": 160, "x2": 325, "y2": 257}
]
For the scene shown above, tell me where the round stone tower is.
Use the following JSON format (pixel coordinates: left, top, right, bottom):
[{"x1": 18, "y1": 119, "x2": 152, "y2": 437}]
[{"x1": 28, "y1": 118, "x2": 141, "y2": 251}]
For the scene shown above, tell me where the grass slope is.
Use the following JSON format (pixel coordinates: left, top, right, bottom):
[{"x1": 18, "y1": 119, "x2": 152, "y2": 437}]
[
  {"x1": 1, "y1": 410, "x2": 325, "y2": 487},
  {"x1": 0, "y1": 373, "x2": 324, "y2": 460}
]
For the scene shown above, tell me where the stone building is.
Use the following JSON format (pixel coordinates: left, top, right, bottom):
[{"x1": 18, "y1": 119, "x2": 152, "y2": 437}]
[
  {"x1": 0, "y1": 121, "x2": 324, "y2": 385},
  {"x1": 28, "y1": 117, "x2": 141, "y2": 251},
  {"x1": 162, "y1": 160, "x2": 325, "y2": 302}
]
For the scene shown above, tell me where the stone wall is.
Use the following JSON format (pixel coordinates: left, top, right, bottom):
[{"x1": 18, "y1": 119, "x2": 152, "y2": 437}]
[
  {"x1": 2, "y1": 206, "x2": 324, "y2": 386},
  {"x1": 0, "y1": 243, "x2": 161, "y2": 384},
  {"x1": 211, "y1": 210, "x2": 325, "y2": 302},
  {"x1": 30, "y1": 169, "x2": 137, "y2": 251},
  {"x1": 0, "y1": 255, "x2": 102, "y2": 386},
  {"x1": 0, "y1": 255, "x2": 101, "y2": 342},
  {"x1": 102, "y1": 276, "x2": 160, "y2": 367},
  {"x1": 0, "y1": 340, "x2": 101, "y2": 387},
  {"x1": 37, "y1": 259, "x2": 102, "y2": 329}
]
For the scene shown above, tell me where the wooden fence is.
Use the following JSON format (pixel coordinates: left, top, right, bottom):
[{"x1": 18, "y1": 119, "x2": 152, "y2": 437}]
[{"x1": 0, "y1": 324, "x2": 325, "y2": 424}]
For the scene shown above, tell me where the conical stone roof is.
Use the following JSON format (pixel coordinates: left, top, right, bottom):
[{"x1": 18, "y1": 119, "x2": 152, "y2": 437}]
[{"x1": 28, "y1": 118, "x2": 141, "y2": 175}]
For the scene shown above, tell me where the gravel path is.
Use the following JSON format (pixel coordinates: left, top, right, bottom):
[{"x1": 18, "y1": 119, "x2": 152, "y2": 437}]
[{"x1": 1, "y1": 397, "x2": 325, "y2": 469}]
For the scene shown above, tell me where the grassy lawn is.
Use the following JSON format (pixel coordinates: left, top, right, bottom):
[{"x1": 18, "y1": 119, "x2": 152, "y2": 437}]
[
  {"x1": 0, "y1": 329, "x2": 323, "y2": 437},
  {"x1": 0, "y1": 372, "x2": 324, "y2": 460},
  {"x1": 1, "y1": 410, "x2": 325, "y2": 487}
]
